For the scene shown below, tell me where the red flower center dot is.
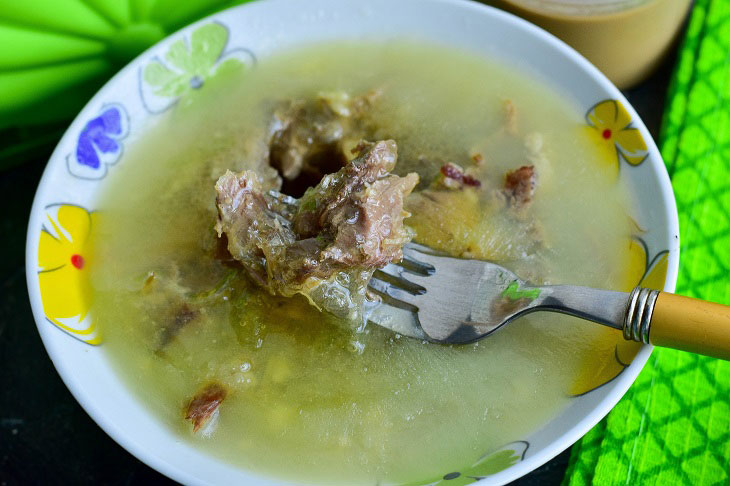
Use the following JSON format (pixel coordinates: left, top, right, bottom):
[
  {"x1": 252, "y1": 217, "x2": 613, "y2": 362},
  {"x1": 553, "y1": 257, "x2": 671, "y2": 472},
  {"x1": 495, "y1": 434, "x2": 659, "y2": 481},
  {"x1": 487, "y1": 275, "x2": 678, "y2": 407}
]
[
  {"x1": 70, "y1": 254, "x2": 85, "y2": 269},
  {"x1": 602, "y1": 128, "x2": 612, "y2": 139}
]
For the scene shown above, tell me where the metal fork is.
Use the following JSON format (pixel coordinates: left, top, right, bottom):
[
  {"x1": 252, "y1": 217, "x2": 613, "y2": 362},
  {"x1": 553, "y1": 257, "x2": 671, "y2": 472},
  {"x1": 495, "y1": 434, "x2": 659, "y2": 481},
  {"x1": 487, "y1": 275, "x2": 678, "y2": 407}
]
[{"x1": 366, "y1": 243, "x2": 730, "y2": 360}]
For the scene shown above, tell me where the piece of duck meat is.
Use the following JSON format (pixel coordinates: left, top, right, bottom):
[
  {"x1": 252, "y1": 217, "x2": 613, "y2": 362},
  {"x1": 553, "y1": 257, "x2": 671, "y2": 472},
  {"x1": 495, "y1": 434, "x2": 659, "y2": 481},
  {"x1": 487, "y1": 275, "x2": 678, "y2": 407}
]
[
  {"x1": 293, "y1": 140, "x2": 418, "y2": 266},
  {"x1": 215, "y1": 140, "x2": 418, "y2": 319},
  {"x1": 269, "y1": 90, "x2": 380, "y2": 195},
  {"x1": 185, "y1": 382, "x2": 227, "y2": 433},
  {"x1": 503, "y1": 165, "x2": 536, "y2": 207},
  {"x1": 435, "y1": 162, "x2": 482, "y2": 189},
  {"x1": 214, "y1": 170, "x2": 296, "y2": 288}
]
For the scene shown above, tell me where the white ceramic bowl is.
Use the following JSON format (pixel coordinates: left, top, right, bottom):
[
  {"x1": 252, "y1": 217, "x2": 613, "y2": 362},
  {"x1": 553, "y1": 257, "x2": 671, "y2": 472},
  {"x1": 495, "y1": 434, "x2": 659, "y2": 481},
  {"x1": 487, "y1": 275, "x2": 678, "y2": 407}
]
[{"x1": 26, "y1": 0, "x2": 680, "y2": 484}]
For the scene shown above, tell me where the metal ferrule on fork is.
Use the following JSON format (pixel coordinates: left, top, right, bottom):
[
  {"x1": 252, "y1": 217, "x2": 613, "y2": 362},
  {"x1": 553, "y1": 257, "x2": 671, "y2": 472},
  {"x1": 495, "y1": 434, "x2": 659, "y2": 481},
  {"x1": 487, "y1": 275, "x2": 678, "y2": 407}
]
[{"x1": 623, "y1": 287, "x2": 660, "y2": 344}]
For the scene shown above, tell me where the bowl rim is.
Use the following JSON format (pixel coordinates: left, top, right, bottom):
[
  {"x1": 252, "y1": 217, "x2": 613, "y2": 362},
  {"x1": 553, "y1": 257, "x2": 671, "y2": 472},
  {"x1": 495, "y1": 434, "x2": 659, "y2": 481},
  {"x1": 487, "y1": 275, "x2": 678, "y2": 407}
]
[{"x1": 25, "y1": 0, "x2": 680, "y2": 484}]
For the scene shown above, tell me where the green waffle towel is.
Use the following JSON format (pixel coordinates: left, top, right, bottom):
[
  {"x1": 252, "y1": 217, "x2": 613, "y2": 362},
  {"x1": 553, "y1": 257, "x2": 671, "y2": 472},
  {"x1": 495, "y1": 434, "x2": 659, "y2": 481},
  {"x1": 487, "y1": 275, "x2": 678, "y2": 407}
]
[{"x1": 564, "y1": 0, "x2": 730, "y2": 484}]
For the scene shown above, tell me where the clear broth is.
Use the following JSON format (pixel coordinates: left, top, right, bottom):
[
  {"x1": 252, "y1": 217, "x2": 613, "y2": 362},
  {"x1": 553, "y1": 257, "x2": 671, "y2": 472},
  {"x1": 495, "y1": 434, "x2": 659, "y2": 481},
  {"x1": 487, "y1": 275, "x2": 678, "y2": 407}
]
[{"x1": 90, "y1": 42, "x2": 634, "y2": 485}]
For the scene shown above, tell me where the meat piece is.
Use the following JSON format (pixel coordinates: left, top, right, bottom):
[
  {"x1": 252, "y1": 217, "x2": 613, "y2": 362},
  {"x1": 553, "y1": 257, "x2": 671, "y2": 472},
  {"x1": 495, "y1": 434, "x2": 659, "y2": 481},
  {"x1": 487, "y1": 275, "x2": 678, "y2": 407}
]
[
  {"x1": 437, "y1": 162, "x2": 481, "y2": 189},
  {"x1": 185, "y1": 383, "x2": 227, "y2": 433},
  {"x1": 214, "y1": 170, "x2": 295, "y2": 287},
  {"x1": 294, "y1": 140, "x2": 418, "y2": 267},
  {"x1": 269, "y1": 99, "x2": 340, "y2": 182},
  {"x1": 504, "y1": 165, "x2": 536, "y2": 206},
  {"x1": 215, "y1": 140, "x2": 418, "y2": 319},
  {"x1": 268, "y1": 90, "x2": 379, "y2": 195}
]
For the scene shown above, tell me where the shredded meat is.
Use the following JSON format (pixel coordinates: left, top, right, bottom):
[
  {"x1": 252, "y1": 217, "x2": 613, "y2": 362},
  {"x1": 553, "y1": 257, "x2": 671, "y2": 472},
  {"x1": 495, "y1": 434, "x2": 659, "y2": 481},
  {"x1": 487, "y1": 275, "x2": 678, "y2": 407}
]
[
  {"x1": 504, "y1": 165, "x2": 536, "y2": 206},
  {"x1": 214, "y1": 170, "x2": 292, "y2": 288},
  {"x1": 185, "y1": 383, "x2": 227, "y2": 433},
  {"x1": 215, "y1": 140, "x2": 418, "y2": 318},
  {"x1": 438, "y1": 162, "x2": 481, "y2": 189}
]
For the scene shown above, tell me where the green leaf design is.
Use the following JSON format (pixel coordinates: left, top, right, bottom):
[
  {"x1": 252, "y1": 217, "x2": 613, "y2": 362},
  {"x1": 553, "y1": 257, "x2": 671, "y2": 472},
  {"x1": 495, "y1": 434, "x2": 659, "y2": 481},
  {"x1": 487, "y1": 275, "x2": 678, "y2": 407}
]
[
  {"x1": 215, "y1": 57, "x2": 247, "y2": 78},
  {"x1": 143, "y1": 61, "x2": 188, "y2": 97},
  {"x1": 396, "y1": 443, "x2": 527, "y2": 486},
  {"x1": 165, "y1": 22, "x2": 226, "y2": 75},
  {"x1": 164, "y1": 37, "x2": 197, "y2": 73},
  {"x1": 190, "y1": 22, "x2": 227, "y2": 72},
  {"x1": 143, "y1": 22, "x2": 235, "y2": 99},
  {"x1": 464, "y1": 449, "x2": 523, "y2": 478}
]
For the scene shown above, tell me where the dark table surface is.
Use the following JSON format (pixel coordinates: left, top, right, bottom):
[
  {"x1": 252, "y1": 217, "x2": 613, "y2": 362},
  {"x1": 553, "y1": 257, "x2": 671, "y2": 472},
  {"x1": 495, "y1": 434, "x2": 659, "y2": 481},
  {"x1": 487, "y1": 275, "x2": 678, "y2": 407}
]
[{"x1": 0, "y1": 53, "x2": 675, "y2": 485}]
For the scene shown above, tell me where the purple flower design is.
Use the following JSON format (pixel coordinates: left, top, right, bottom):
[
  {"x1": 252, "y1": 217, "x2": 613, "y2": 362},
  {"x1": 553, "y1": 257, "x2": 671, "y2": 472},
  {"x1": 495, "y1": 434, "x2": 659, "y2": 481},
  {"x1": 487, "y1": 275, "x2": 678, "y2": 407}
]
[
  {"x1": 76, "y1": 108, "x2": 122, "y2": 169},
  {"x1": 67, "y1": 104, "x2": 129, "y2": 180}
]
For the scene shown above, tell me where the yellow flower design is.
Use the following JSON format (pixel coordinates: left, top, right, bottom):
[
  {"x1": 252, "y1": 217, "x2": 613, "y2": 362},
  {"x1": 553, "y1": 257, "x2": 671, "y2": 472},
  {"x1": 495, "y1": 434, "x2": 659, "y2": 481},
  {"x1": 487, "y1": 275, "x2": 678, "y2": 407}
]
[
  {"x1": 585, "y1": 100, "x2": 649, "y2": 173},
  {"x1": 38, "y1": 204, "x2": 100, "y2": 345},
  {"x1": 570, "y1": 237, "x2": 668, "y2": 396}
]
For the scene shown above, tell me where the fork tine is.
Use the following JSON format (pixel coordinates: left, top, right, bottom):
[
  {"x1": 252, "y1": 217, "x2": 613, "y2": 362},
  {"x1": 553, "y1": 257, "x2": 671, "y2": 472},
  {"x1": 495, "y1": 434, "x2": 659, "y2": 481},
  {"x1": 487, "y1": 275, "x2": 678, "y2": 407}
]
[
  {"x1": 397, "y1": 255, "x2": 436, "y2": 276},
  {"x1": 373, "y1": 268, "x2": 427, "y2": 295},
  {"x1": 402, "y1": 243, "x2": 441, "y2": 268},
  {"x1": 367, "y1": 275, "x2": 420, "y2": 311}
]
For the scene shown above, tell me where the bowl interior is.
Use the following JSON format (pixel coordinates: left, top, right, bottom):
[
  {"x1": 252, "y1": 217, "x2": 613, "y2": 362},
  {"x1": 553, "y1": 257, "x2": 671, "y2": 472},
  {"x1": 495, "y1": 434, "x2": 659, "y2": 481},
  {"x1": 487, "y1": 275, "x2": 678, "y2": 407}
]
[{"x1": 26, "y1": 0, "x2": 679, "y2": 484}]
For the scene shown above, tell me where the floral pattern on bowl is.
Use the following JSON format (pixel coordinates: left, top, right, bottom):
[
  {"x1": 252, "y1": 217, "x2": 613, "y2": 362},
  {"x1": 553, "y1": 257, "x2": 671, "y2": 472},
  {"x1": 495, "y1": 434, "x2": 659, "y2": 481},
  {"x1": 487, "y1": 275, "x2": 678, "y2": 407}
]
[
  {"x1": 140, "y1": 22, "x2": 255, "y2": 114},
  {"x1": 585, "y1": 99, "x2": 649, "y2": 174},
  {"x1": 403, "y1": 441, "x2": 530, "y2": 486},
  {"x1": 569, "y1": 234, "x2": 669, "y2": 397},
  {"x1": 38, "y1": 204, "x2": 100, "y2": 344},
  {"x1": 25, "y1": 2, "x2": 680, "y2": 485},
  {"x1": 66, "y1": 103, "x2": 129, "y2": 180}
]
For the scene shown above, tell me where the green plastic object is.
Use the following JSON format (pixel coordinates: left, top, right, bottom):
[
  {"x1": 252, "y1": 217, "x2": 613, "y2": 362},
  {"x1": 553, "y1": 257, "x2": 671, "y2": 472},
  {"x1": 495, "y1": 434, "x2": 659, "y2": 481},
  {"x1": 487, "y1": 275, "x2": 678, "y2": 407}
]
[
  {"x1": 564, "y1": 0, "x2": 730, "y2": 484},
  {"x1": 0, "y1": 0, "x2": 253, "y2": 129}
]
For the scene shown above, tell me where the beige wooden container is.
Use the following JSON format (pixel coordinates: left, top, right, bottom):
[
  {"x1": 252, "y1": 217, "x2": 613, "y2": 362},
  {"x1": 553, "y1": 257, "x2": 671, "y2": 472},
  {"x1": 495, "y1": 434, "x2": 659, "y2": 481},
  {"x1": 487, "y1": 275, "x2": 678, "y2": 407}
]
[{"x1": 484, "y1": 0, "x2": 692, "y2": 88}]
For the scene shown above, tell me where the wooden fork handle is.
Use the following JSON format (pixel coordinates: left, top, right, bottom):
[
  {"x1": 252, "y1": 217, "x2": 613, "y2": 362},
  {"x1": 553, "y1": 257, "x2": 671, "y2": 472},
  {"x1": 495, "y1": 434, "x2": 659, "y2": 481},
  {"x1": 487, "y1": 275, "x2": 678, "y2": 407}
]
[{"x1": 649, "y1": 292, "x2": 730, "y2": 360}]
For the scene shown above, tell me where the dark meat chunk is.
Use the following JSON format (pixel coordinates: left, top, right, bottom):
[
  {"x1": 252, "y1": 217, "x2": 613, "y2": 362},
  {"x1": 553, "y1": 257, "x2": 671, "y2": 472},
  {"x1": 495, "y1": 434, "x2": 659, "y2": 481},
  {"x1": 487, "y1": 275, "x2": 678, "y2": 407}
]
[
  {"x1": 185, "y1": 383, "x2": 227, "y2": 433},
  {"x1": 269, "y1": 91, "x2": 379, "y2": 196},
  {"x1": 215, "y1": 140, "x2": 418, "y2": 318},
  {"x1": 504, "y1": 165, "x2": 536, "y2": 206},
  {"x1": 293, "y1": 140, "x2": 418, "y2": 267}
]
